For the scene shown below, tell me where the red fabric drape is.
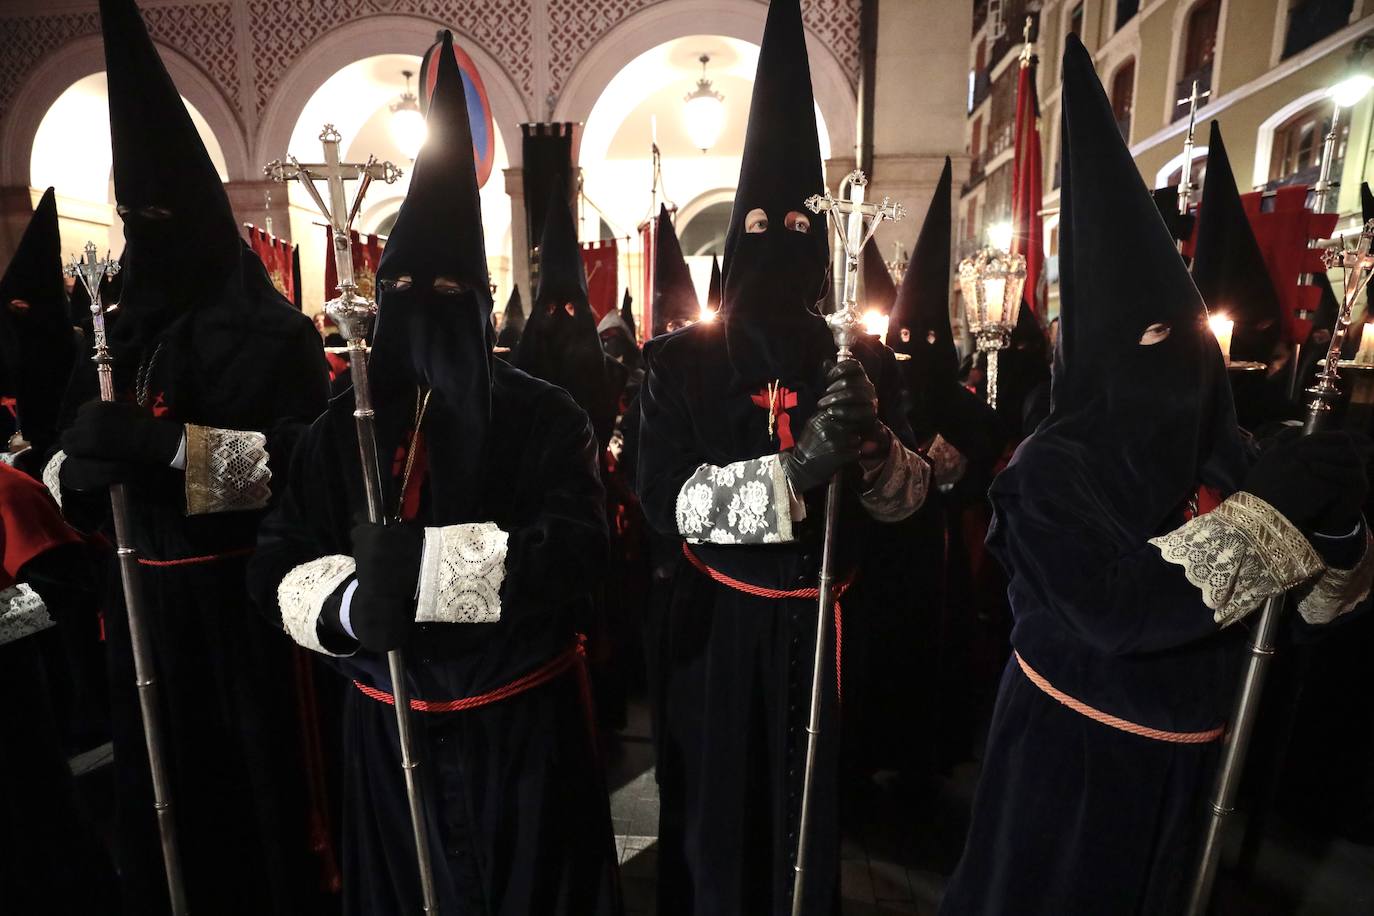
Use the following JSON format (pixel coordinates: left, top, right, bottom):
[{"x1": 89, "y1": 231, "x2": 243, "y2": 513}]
[
  {"x1": 580, "y1": 238, "x2": 619, "y2": 321},
  {"x1": 1010, "y1": 55, "x2": 1044, "y2": 318},
  {"x1": 246, "y1": 224, "x2": 298, "y2": 306},
  {"x1": 322, "y1": 228, "x2": 385, "y2": 303},
  {"x1": 1241, "y1": 186, "x2": 1337, "y2": 346}
]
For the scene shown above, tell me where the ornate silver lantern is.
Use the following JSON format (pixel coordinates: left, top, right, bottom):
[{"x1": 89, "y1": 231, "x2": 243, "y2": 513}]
[{"x1": 957, "y1": 247, "x2": 1027, "y2": 409}]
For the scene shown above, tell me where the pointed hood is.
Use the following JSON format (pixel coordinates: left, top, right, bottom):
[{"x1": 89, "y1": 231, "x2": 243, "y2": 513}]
[
  {"x1": 0, "y1": 188, "x2": 76, "y2": 454},
  {"x1": 598, "y1": 298, "x2": 640, "y2": 368},
  {"x1": 1191, "y1": 122, "x2": 1284, "y2": 364},
  {"x1": 514, "y1": 179, "x2": 614, "y2": 441},
  {"x1": 620, "y1": 287, "x2": 637, "y2": 341},
  {"x1": 652, "y1": 205, "x2": 700, "y2": 336},
  {"x1": 495, "y1": 285, "x2": 525, "y2": 349},
  {"x1": 1031, "y1": 35, "x2": 1247, "y2": 538},
  {"x1": 862, "y1": 236, "x2": 897, "y2": 314},
  {"x1": 102, "y1": 0, "x2": 240, "y2": 355},
  {"x1": 890, "y1": 158, "x2": 955, "y2": 373},
  {"x1": 369, "y1": 29, "x2": 492, "y2": 518},
  {"x1": 719, "y1": 0, "x2": 831, "y2": 384},
  {"x1": 707, "y1": 256, "x2": 722, "y2": 312}
]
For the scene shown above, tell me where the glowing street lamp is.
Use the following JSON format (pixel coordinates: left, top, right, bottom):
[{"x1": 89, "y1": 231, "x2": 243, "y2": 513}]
[{"x1": 390, "y1": 69, "x2": 426, "y2": 161}]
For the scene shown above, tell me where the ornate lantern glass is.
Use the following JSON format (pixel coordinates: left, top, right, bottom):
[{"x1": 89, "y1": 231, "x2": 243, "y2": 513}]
[{"x1": 957, "y1": 247, "x2": 1027, "y2": 409}]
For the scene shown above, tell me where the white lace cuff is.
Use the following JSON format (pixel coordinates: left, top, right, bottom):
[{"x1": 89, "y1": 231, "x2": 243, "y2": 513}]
[
  {"x1": 278, "y1": 555, "x2": 356, "y2": 657},
  {"x1": 675, "y1": 454, "x2": 796, "y2": 545},
  {"x1": 1149, "y1": 491, "x2": 1324, "y2": 627},
  {"x1": 0, "y1": 584, "x2": 55, "y2": 647},
  {"x1": 184, "y1": 424, "x2": 272, "y2": 516},
  {"x1": 415, "y1": 522, "x2": 507, "y2": 624},
  {"x1": 42, "y1": 450, "x2": 66, "y2": 508},
  {"x1": 926, "y1": 434, "x2": 967, "y2": 491},
  {"x1": 860, "y1": 435, "x2": 931, "y2": 523},
  {"x1": 1296, "y1": 529, "x2": 1374, "y2": 625}
]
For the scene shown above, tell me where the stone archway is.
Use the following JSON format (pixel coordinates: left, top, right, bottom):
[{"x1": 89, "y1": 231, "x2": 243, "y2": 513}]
[
  {"x1": 253, "y1": 15, "x2": 531, "y2": 170},
  {"x1": 0, "y1": 33, "x2": 250, "y2": 187},
  {"x1": 551, "y1": 0, "x2": 858, "y2": 163}
]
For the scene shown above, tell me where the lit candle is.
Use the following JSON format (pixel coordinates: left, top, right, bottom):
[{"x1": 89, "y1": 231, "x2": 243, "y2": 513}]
[
  {"x1": 697, "y1": 303, "x2": 716, "y2": 323},
  {"x1": 863, "y1": 308, "x2": 889, "y2": 344},
  {"x1": 1209, "y1": 315, "x2": 1234, "y2": 365},
  {"x1": 1358, "y1": 323, "x2": 1374, "y2": 365}
]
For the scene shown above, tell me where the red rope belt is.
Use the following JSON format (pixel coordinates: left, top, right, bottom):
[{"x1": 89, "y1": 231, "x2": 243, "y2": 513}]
[
  {"x1": 682, "y1": 543, "x2": 851, "y2": 701},
  {"x1": 352, "y1": 637, "x2": 588, "y2": 714},
  {"x1": 137, "y1": 546, "x2": 254, "y2": 568},
  {"x1": 1014, "y1": 651, "x2": 1225, "y2": 745}
]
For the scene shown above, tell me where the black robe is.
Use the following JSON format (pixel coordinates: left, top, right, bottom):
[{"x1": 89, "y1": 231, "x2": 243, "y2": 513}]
[
  {"x1": 58, "y1": 251, "x2": 332, "y2": 916},
  {"x1": 636, "y1": 320, "x2": 917, "y2": 915},
  {"x1": 248, "y1": 364, "x2": 622, "y2": 916}
]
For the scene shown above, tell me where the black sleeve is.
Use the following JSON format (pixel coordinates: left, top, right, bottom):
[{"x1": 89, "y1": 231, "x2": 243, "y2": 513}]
[{"x1": 634, "y1": 343, "x2": 707, "y2": 538}]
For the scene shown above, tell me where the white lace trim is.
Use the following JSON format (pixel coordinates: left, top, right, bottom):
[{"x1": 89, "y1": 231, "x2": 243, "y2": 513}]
[
  {"x1": 1149, "y1": 491, "x2": 1324, "y2": 627},
  {"x1": 415, "y1": 522, "x2": 507, "y2": 624},
  {"x1": 278, "y1": 555, "x2": 356, "y2": 657},
  {"x1": 0, "y1": 584, "x2": 54, "y2": 646},
  {"x1": 861, "y1": 435, "x2": 931, "y2": 523},
  {"x1": 1296, "y1": 529, "x2": 1374, "y2": 625},
  {"x1": 675, "y1": 454, "x2": 794, "y2": 545},
  {"x1": 926, "y1": 434, "x2": 967, "y2": 491},
  {"x1": 184, "y1": 424, "x2": 272, "y2": 516},
  {"x1": 42, "y1": 450, "x2": 66, "y2": 508}
]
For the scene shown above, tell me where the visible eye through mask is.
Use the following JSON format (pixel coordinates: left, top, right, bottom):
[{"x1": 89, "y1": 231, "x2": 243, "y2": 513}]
[
  {"x1": 784, "y1": 211, "x2": 810, "y2": 234},
  {"x1": 1139, "y1": 322, "x2": 1171, "y2": 346},
  {"x1": 745, "y1": 208, "x2": 769, "y2": 234}
]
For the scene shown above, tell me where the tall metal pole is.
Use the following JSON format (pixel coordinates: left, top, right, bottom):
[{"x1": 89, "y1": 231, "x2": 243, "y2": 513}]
[
  {"x1": 1186, "y1": 220, "x2": 1374, "y2": 915},
  {"x1": 796, "y1": 173, "x2": 903, "y2": 915},
  {"x1": 67, "y1": 243, "x2": 189, "y2": 916},
  {"x1": 267, "y1": 127, "x2": 439, "y2": 913},
  {"x1": 1175, "y1": 79, "x2": 1210, "y2": 252}
]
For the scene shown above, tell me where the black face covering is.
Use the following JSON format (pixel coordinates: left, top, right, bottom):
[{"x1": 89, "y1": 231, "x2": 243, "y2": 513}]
[
  {"x1": 1042, "y1": 35, "x2": 1249, "y2": 539},
  {"x1": 101, "y1": 0, "x2": 242, "y2": 357},
  {"x1": 718, "y1": 0, "x2": 832, "y2": 387},
  {"x1": 370, "y1": 30, "x2": 493, "y2": 520}
]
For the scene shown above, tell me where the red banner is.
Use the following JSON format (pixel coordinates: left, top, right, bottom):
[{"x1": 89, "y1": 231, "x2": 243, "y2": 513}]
[
  {"x1": 1010, "y1": 53, "x2": 1044, "y2": 318},
  {"x1": 1242, "y1": 186, "x2": 1338, "y2": 346},
  {"x1": 246, "y1": 224, "x2": 298, "y2": 307},
  {"x1": 581, "y1": 238, "x2": 618, "y2": 321},
  {"x1": 323, "y1": 227, "x2": 385, "y2": 303}
]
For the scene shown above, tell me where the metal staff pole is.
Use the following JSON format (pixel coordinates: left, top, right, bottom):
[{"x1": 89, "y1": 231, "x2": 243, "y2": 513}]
[
  {"x1": 66, "y1": 243, "x2": 189, "y2": 916},
  {"x1": 795, "y1": 173, "x2": 903, "y2": 915},
  {"x1": 1175, "y1": 79, "x2": 1210, "y2": 233},
  {"x1": 266, "y1": 127, "x2": 440, "y2": 913},
  {"x1": 1186, "y1": 220, "x2": 1374, "y2": 916}
]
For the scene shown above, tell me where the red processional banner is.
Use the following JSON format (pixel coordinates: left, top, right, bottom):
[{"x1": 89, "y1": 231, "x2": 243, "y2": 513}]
[
  {"x1": 1240, "y1": 186, "x2": 1338, "y2": 346},
  {"x1": 246, "y1": 224, "x2": 299, "y2": 308},
  {"x1": 580, "y1": 238, "x2": 618, "y2": 321},
  {"x1": 1010, "y1": 52, "x2": 1044, "y2": 319}
]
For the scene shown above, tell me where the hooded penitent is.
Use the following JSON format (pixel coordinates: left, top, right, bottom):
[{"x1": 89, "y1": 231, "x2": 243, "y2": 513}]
[
  {"x1": 514, "y1": 180, "x2": 617, "y2": 443},
  {"x1": 862, "y1": 236, "x2": 897, "y2": 315},
  {"x1": 719, "y1": 0, "x2": 831, "y2": 384},
  {"x1": 651, "y1": 204, "x2": 700, "y2": 336},
  {"x1": 495, "y1": 284, "x2": 525, "y2": 350},
  {"x1": 598, "y1": 300, "x2": 639, "y2": 368},
  {"x1": 706, "y1": 255, "x2": 722, "y2": 313},
  {"x1": 620, "y1": 287, "x2": 637, "y2": 340},
  {"x1": 1191, "y1": 122, "x2": 1285, "y2": 365},
  {"x1": 102, "y1": 0, "x2": 241, "y2": 361},
  {"x1": 371, "y1": 29, "x2": 493, "y2": 518},
  {"x1": 1026, "y1": 34, "x2": 1249, "y2": 540},
  {"x1": 889, "y1": 158, "x2": 958, "y2": 432},
  {"x1": 0, "y1": 188, "x2": 75, "y2": 457}
]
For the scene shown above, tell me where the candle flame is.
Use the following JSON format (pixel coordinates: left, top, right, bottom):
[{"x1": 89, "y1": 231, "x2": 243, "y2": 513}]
[{"x1": 863, "y1": 308, "x2": 889, "y2": 343}]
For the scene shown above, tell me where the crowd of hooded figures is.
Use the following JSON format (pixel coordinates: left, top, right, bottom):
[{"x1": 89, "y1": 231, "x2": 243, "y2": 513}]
[{"x1": 3, "y1": 1, "x2": 1374, "y2": 914}]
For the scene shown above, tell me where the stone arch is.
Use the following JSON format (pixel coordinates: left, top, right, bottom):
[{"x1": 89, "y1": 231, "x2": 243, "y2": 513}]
[
  {"x1": 0, "y1": 33, "x2": 250, "y2": 187},
  {"x1": 253, "y1": 15, "x2": 530, "y2": 170},
  {"x1": 551, "y1": 0, "x2": 857, "y2": 163}
]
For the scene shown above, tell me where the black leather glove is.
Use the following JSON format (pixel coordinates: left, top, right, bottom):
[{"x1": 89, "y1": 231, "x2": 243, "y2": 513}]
[
  {"x1": 59, "y1": 455, "x2": 144, "y2": 490},
  {"x1": 349, "y1": 522, "x2": 424, "y2": 652},
  {"x1": 1243, "y1": 430, "x2": 1371, "y2": 533},
  {"x1": 781, "y1": 410, "x2": 862, "y2": 493},
  {"x1": 816, "y1": 359, "x2": 879, "y2": 436},
  {"x1": 61, "y1": 400, "x2": 184, "y2": 466}
]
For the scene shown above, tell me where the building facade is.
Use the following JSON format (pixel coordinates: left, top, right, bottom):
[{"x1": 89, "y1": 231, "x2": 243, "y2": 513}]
[{"x1": 962, "y1": 0, "x2": 1374, "y2": 318}]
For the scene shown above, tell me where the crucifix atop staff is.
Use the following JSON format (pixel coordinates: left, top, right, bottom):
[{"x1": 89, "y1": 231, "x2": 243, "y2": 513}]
[
  {"x1": 1176, "y1": 79, "x2": 1211, "y2": 220},
  {"x1": 806, "y1": 170, "x2": 905, "y2": 357},
  {"x1": 265, "y1": 124, "x2": 402, "y2": 341}
]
